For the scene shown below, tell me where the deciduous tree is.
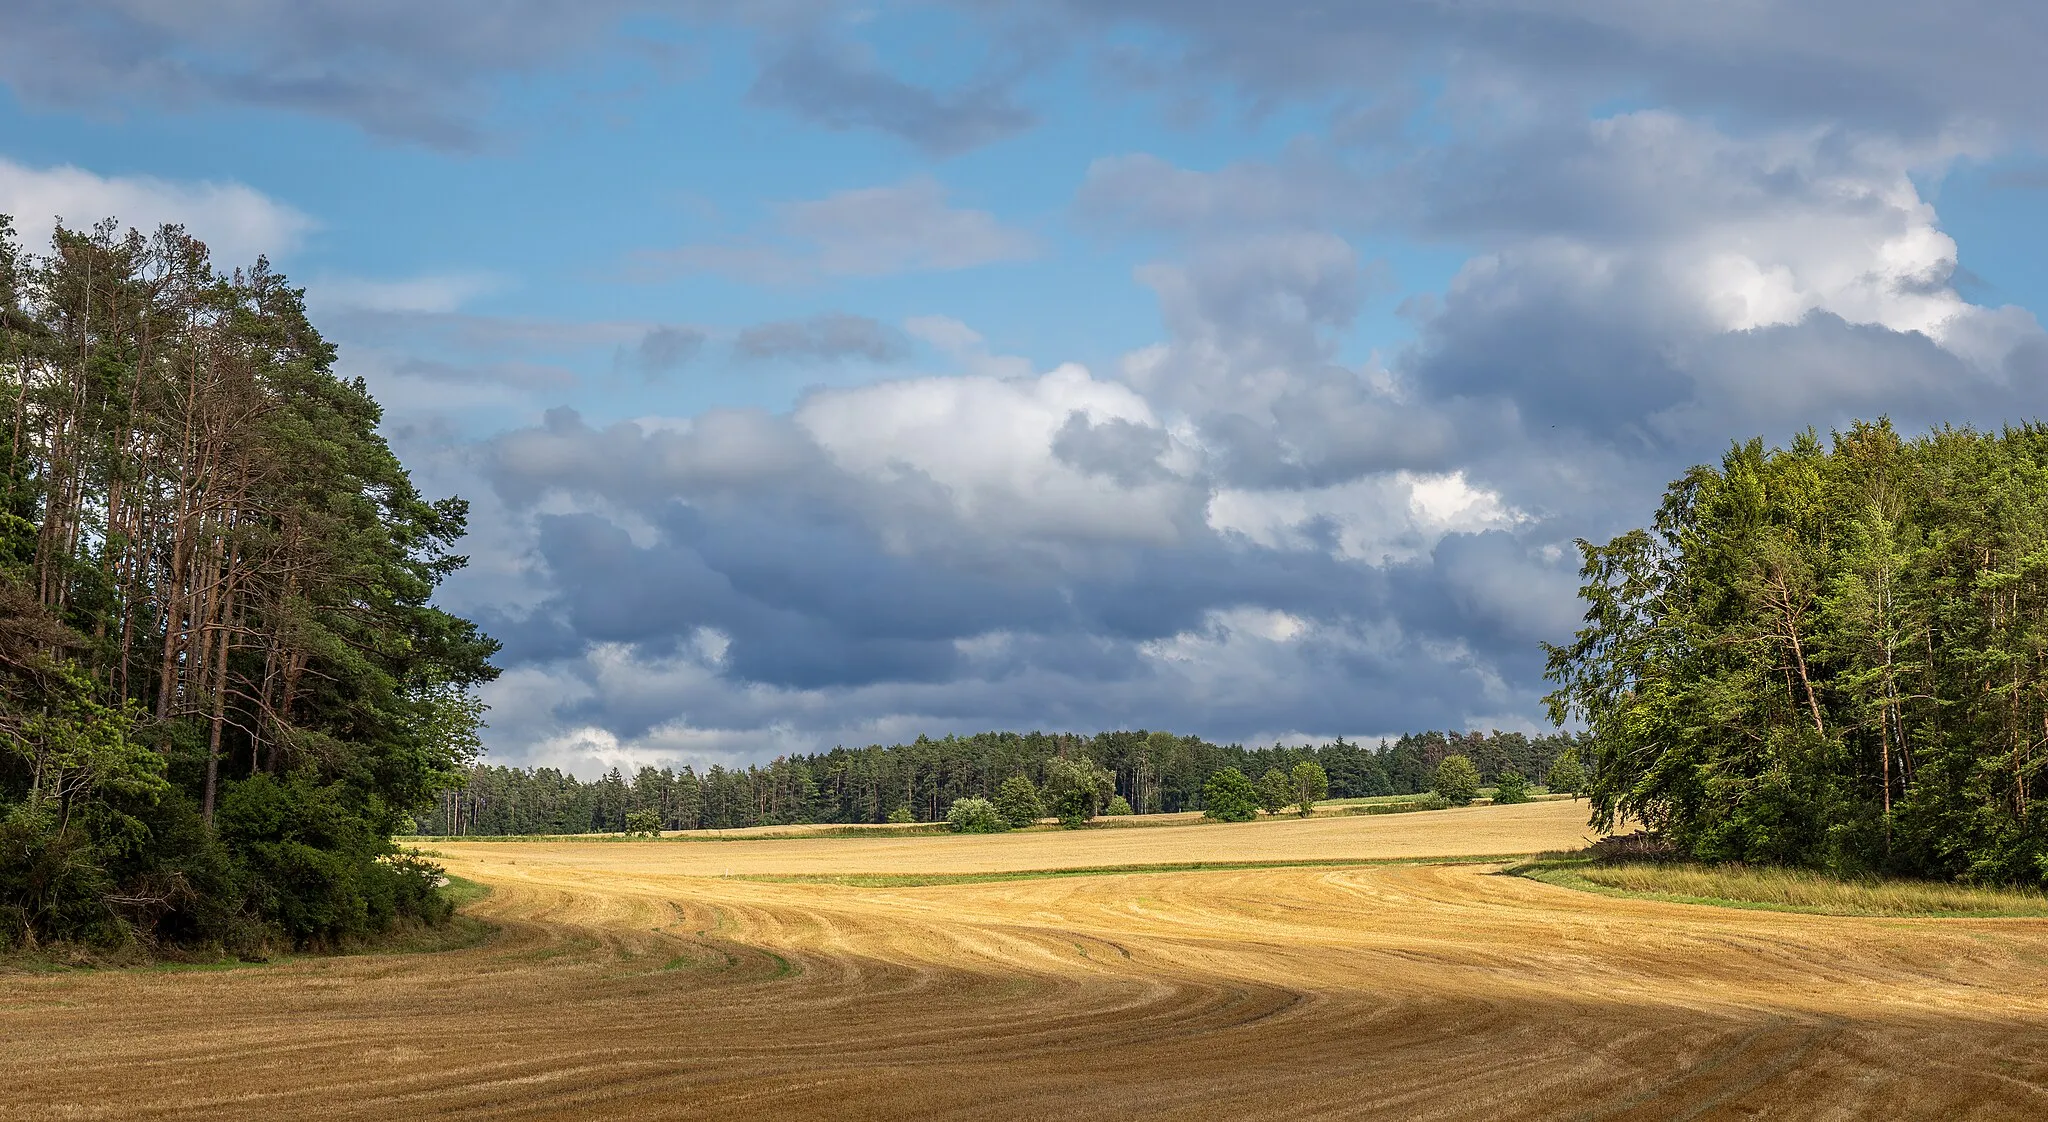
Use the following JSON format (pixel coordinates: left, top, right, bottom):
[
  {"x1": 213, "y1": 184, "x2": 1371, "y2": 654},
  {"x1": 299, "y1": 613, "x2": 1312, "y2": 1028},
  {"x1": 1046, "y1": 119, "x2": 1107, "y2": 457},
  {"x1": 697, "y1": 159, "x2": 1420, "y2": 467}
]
[{"x1": 1432, "y1": 756, "x2": 1481, "y2": 807}]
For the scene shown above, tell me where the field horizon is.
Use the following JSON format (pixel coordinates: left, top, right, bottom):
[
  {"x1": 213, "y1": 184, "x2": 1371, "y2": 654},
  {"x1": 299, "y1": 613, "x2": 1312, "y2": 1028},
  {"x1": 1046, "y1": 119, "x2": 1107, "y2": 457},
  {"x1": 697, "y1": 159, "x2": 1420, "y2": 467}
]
[{"x1": 6, "y1": 799, "x2": 2046, "y2": 1120}]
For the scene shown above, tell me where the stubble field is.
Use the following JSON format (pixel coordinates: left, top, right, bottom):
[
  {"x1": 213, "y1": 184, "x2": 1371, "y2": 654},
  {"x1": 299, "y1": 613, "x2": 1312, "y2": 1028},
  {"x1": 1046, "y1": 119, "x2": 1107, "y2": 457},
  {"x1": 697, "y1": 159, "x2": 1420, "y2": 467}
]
[{"x1": 5, "y1": 798, "x2": 2047, "y2": 1120}]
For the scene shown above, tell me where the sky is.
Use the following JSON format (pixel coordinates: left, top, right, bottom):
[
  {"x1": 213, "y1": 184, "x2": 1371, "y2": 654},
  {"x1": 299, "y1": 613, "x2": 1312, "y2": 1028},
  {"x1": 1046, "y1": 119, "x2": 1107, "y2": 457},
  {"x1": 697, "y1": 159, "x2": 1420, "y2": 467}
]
[{"x1": 4, "y1": 2, "x2": 2048, "y2": 777}]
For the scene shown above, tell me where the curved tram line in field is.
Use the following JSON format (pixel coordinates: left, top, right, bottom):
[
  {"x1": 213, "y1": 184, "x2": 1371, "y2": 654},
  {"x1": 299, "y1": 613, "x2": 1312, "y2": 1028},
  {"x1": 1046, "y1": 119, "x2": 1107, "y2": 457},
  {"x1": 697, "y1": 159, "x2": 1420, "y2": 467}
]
[{"x1": 5, "y1": 801, "x2": 2047, "y2": 1120}]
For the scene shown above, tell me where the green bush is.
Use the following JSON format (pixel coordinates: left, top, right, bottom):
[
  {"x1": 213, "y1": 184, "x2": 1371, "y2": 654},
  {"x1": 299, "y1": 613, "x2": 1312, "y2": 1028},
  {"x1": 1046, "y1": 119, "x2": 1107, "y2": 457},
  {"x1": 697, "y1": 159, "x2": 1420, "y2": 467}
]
[
  {"x1": 1256, "y1": 768, "x2": 1292, "y2": 814},
  {"x1": 215, "y1": 773, "x2": 449, "y2": 948},
  {"x1": 624, "y1": 810, "x2": 663, "y2": 836},
  {"x1": 1491, "y1": 770, "x2": 1531, "y2": 805},
  {"x1": 993, "y1": 775, "x2": 1044, "y2": 828},
  {"x1": 1545, "y1": 752, "x2": 1586, "y2": 798},
  {"x1": 1044, "y1": 758, "x2": 1115, "y2": 827},
  {"x1": 946, "y1": 797, "x2": 1009, "y2": 833},
  {"x1": 0, "y1": 800, "x2": 118, "y2": 948},
  {"x1": 1432, "y1": 756, "x2": 1481, "y2": 807},
  {"x1": 1419, "y1": 793, "x2": 1453, "y2": 811},
  {"x1": 1202, "y1": 768, "x2": 1259, "y2": 822},
  {"x1": 886, "y1": 806, "x2": 916, "y2": 824},
  {"x1": 1289, "y1": 760, "x2": 1329, "y2": 817},
  {"x1": 1104, "y1": 795, "x2": 1133, "y2": 816}
]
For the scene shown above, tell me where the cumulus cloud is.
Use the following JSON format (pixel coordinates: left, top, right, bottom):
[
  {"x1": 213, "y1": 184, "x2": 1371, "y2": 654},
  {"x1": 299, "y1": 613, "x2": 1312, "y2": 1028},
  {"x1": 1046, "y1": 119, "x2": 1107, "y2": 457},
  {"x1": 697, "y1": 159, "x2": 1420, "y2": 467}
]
[
  {"x1": 652, "y1": 177, "x2": 1039, "y2": 282},
  {"x1": 456, "y1": 100, "x2": 2048, "y2": 775},
  {"x1": 1393, "y1": 114, "x2": 2045, "y2": 476},
  {"x1": 78, "y1": 0, "x2": 2040, "y2": 776},
  {"x1": 467, "y1": 327, "x2": 1562, "y2": 770},
  {"x1": 0, "y1": 157, "x2": 313, "y2": 266}
]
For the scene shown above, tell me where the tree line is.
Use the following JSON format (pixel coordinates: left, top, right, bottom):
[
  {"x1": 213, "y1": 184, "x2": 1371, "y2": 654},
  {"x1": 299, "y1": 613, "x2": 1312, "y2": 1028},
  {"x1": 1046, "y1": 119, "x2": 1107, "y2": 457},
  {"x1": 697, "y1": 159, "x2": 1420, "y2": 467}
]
[
  {"x1": 412, "y1": 728, "x2": 1578, "y2": 835},
  {"x1": 1547, "y1": 421, "x2": 2048, "y2": 887},
  {"x1": 0, "y1": 217, "x2": 496, "y2": 953}
]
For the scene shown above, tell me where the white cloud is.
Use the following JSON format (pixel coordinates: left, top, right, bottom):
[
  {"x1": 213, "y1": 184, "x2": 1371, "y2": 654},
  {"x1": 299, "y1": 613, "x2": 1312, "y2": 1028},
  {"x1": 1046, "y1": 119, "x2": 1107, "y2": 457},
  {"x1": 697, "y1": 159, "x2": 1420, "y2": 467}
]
[
  {"x1": 795, "y1": 362, "x2": 1194, "y2": 546},
  {"x1": 652, "y1": 177, "x2": 1038, "y2": 282},
  {"x1": 0, "y1": 157, "x2": 312, "y2": 266},
  {"x1": 307, "y1": 271, "x2": 503, "y2": 315},
  {"x1": 1208, "y1": 471, "x2": 1520, "y2": 563}
]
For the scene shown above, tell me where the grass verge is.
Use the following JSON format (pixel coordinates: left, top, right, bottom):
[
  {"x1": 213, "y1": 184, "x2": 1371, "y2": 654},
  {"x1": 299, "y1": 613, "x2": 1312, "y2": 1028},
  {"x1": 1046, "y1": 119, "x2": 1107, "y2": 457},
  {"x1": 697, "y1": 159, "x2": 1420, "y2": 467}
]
[
  {"x1": 368, "y1": 874, "x2": 498, "y2": 955},
  {"x1": 1506, "y1": 853, "x2": 2048, "y2": 918}
]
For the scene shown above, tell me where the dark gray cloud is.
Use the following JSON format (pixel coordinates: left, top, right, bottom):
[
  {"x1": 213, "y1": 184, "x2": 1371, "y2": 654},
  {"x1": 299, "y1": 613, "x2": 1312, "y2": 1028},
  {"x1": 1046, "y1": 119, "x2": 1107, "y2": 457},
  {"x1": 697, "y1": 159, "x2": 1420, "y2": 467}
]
[
  {"x1": 733, "y1": 313, "x2": 908, "y2": 363},
  {"x1": 1051, "y1": 412, "x2": 1171, "y2": 486},
  {"x1": 472, "y1": 376, "x2": 1543, "y2": 759},
  {"x1": 623, "y1": 325, "x2": 705, "y2": 379},
  {"x1": 748, "y1": 34, "x2": 1037, "y2": 155},
  {"x1": 0, "y1": 0, "x2": 666, "y2": 147},
  {"x1": 997, "y1": 0, "x2": 2048, "y2": 141},
  {"x1": 391, "y1": 356, "x2": 580, "y2": 391},
  {"x1": 3, "y1": 2, "x2": 1032, "y2": 151},
  {"x1": 14, "y1": 2, "x2": 2048, "y2": 154}
]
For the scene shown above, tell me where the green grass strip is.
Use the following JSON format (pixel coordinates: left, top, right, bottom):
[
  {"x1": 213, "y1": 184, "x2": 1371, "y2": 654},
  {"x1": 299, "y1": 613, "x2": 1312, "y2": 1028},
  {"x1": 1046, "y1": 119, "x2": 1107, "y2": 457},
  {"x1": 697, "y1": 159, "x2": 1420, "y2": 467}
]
[{"x1": 1505, "y1": 854, "x2": 2048, "y2": 919}]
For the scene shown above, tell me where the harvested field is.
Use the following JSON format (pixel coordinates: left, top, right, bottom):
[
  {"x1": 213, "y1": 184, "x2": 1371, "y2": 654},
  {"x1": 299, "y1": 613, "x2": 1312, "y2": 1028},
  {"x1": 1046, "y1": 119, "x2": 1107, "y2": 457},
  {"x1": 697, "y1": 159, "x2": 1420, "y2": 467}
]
[
  {"x1": 438, "y1": 798, "x2": 1598, "y2": 875},
  {"x1": 6, "y1": 799, "x2": 2047, "y2": 1120}
]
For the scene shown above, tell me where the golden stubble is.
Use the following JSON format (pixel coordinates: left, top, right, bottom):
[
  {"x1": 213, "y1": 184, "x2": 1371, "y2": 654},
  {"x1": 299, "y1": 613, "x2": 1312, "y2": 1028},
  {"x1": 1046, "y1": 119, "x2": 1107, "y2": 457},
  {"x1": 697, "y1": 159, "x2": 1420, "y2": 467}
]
[{"x1": 4, "y1": 799, "x2": 2045, "y2": 1120}]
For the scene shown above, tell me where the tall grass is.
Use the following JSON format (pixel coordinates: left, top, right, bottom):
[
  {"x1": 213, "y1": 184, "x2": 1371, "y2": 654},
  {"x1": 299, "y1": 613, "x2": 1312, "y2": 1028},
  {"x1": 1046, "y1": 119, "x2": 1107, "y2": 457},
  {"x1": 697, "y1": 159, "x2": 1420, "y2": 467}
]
[{"x1": 1533, "y1": 860, "x2": 2048, "y2": 918}]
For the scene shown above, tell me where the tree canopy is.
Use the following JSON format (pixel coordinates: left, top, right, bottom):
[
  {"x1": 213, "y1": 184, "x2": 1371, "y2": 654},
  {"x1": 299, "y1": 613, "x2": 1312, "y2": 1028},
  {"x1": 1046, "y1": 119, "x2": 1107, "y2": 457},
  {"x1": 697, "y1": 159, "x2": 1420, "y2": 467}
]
[
  {"x1": 945, "y1": 797, "x2": 1007, "y2": 834},
  {"x1": 1288, "y1": 760, "x2": 1329, "y2": 816},
  {"x1": 412, "y1": 727, "x2": 1582, "y2": 836},
  {"x1": 1546, "y1": 422, "x2": 2048, "y2": 886},
  {"x1": 1044, "y1": 757, "x2": 1115, "y2": 827},
  {"x1": 0, "y1": 217, "x2": 496, "y2": 952},
  {"x1": 1432, "y1": 756, "x2": 1481, "y2": 807},
  {"x1": 1201, "y1": 768, "x2": 1259, "y2": 823},
  {"x1": 1491, "y1": 770, "x2": 1531, "y2": 805}
]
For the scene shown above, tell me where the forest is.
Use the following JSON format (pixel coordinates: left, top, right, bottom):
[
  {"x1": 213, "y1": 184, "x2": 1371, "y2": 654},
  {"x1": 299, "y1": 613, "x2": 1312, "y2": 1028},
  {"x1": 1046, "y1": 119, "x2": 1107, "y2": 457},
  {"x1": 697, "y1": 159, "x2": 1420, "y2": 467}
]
[
  {"x1": 1547, "y1": 422, "x2": 2048, "y2": 887},
  {"x1": 0, "y1": 217, "x2": 498, "y2": 953},
  {"x1": 411, "y1": 728, "x2": 1577, "y2": 835}
]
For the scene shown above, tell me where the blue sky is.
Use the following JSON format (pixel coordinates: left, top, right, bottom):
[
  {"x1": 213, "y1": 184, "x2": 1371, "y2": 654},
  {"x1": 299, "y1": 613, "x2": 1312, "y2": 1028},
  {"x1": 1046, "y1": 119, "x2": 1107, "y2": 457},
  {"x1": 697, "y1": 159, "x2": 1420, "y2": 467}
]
[{"x1": 6, "y1": 2, "x2": 2048, "y2": 776}]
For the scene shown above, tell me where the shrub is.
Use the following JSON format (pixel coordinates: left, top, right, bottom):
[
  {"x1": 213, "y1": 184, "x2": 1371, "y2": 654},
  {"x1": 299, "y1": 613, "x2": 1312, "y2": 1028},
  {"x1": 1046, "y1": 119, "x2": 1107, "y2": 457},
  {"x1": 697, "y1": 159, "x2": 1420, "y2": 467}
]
[
  {"x1": 886, "y1": 806, "x2": 916, "y2": 824},
  {"x1": 1044, "y1": 758, "x2": 1115, "y2": 828},
  {"x1": 1432, "y1": 755, "x2": 1481, "y2": 807},
  {"x1": 946, "y1": 797, "x2": 1009, "y2": 834},
  {"x1": 1491, "y1": 770, "x2": 1531, "y2": 805},
  {"x1": 1546, "y1": 752, "x2": 1586, "y2": 799},
  {"x1": 1202, "y1": 768, "x2": 1259, "y2": 822},
  {"x1": 993, "y1": 775, "x2": 1044, "y2": 828},
  {"x1": 1104, "y1": 795, "x2": 1133, "y2": 816},
  {"x1": 1418, "y1": 793, "x2": 1453, "y2": 811},
  {"x1": 215, "y1": 773, "x2": 449, "y2": 948},
  {"x1": 1255, "y1": 768, "x2": 1292, "y2": 814},
  {"x1": 1289, "y1": 760, "x2": 1329, "y2": 817},
  {"x1": 624, "y1": 810, "x2": 663, "y2": 836}
]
